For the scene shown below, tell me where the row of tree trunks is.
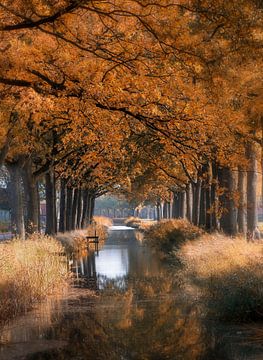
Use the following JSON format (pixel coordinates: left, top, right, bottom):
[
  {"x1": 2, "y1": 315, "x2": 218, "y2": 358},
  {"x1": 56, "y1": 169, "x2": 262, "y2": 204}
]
[
  {"x1": 4, "y1": 158, "x2": 97, "y2": 238},
  {"x1": 160, "y1": 141, "x2": 258, "y2": 239},
  {"x1": 6, "y1": 157, "x2": 39, "y2": 239},
  {"x1": 58, "y1": 185, "x2": 95, "y2": 233}
]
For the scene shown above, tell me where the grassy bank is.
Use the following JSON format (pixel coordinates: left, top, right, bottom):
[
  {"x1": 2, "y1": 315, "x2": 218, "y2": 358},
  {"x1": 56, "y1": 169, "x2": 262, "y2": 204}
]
[
  {"x1": 0, "y1": 234, "x2": 69, "y2": 326},
  {"x1": 125, "y1": 217, "x2": 156, "y2": 231},
  {"x1": 56, "y1": 216, "x2": 112, "y2": 254},
  {"x1": 146, "y1": 219, "x2": 263, "y2": 322},
  {"x1": 145, "y1": 219, "x2": 203, "y2": 255}
]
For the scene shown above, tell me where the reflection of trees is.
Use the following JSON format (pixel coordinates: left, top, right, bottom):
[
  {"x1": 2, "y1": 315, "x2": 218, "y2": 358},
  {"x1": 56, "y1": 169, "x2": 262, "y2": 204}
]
[
  {"x1": 103, "y1": 274, "x2": 208, "y2": 360},
  {"x1": 25, "y1": 299, "x2": 124, "y2": 360}
]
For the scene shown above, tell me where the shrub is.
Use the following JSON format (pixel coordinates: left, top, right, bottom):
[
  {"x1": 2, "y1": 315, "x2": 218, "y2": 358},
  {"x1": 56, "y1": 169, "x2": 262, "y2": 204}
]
[
  {"x1": 145, "y1": 219, "x2": 203, "y2": 253},
  {"x1": 56, "y1": 222, "x2": 109, "y2": 254},
  {"x1": 125, "y1": 216, "x2": 142, "y2": 228},
  {"x1": 93, "y1": 216, "x2": 113, "y2": 228}
]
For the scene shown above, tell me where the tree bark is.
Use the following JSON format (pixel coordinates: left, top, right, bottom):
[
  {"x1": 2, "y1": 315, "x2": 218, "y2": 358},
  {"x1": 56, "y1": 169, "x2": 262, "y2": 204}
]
[
  {"x1": 59, "y1": 178, "x2": 66, "y2": 232},
  {"x1": 211, "y1": 162, "x2": 219, "y2": 231},
  {"x1": 156, "y1": 202, "x2": 161, "y2": 221},
  {"x1": 81, "y1": 189, "x2": 89, "y2": 228},
  {"x1": 186, "y1": 183, "x2": 193, "y2": 223},
  {"x1": 45, "y1": 170, "x2": 57, "y2": 235},
  {"x1": 199, "y1": 185, "x2": 206, "y2": 227},
  {"x1": 22, "y1": 158, "x2": 39, "y2": 233},
  {"x1": 246, "y1": 141, "x2": 258, "y2": 240},
  {"x1": 6, "y1": 162, "x2": 25, "y2": 239},
  {"x1": 237, "y1": 166, "x2": 246, "y2": 234},
  {"x1": 179, "y1": 191, "x2": 186, "y2": 219},
  {"x1": 65, "y1": 185, "x2": 73, "y2": 231},
  {"x1": 71, "y1": 188, "x2": 79, "y2": 230},
  {"x1": 193, "y1": 179, "x2": 202, "y2": 226},
  {"x1": 218, "y1": 167, "x2": 237, "y2": 236},
  {"x1": 76, "y1": 188, "x2": 83, "y2": 229}
]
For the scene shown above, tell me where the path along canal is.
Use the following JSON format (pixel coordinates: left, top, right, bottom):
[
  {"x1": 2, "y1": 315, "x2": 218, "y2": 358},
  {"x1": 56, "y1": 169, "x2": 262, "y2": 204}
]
[{"x1": 0, "y1": 226, "x2": 262, "y2": 359}]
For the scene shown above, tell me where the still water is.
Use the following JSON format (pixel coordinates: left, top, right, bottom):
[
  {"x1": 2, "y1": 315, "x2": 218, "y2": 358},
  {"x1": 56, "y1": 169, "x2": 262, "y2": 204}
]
[{"x1": 0, "y1": 227, "x2": 262, "y2": 360}]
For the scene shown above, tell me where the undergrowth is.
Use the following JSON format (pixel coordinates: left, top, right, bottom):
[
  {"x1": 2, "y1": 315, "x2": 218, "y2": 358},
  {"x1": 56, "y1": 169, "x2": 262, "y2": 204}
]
[
  {"x1": 0, "y1": 234, "x2": 69, "y2": 325},
  {"x1": 146, "y1": 219, "x2": 263, "y2": 322}
]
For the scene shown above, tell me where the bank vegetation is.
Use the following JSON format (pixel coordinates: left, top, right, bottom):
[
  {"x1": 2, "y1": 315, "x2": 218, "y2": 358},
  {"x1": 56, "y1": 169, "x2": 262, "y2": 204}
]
[
  {"x1": 0, "y1": 234, "x2": 69, "y2": 326},
  {"x1": 145, "y1": 220, "x2": 263, "y2": 323}
]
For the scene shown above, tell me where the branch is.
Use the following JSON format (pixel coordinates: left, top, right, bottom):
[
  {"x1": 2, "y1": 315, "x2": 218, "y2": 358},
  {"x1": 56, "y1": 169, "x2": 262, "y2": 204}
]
[{"x1": 0, "y1": 2, "x2": 81, "y2": 31}]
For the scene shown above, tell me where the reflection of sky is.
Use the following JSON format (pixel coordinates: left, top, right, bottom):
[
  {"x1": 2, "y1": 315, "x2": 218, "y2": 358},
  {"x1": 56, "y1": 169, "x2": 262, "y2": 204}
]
[
  {"x1": 95, "y1": 248, "x2": 129, "y2": 279},
  {"x1": 109, "y1": 226, "x2": 134, "y2": 231}
]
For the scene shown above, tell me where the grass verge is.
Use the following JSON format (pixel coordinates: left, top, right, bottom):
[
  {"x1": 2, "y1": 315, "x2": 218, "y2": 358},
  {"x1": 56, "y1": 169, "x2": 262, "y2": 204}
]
[
  {"x1": 125, "y1": 217, "x2": 156, "y2": 230},
  {"x1": 146, "y1": 219, "x2": 263, "y2": 322},
  {"x1": 56, "y1": 217, "x2": 112, "y2": 254},
  {"x1": 0, "y1": 234, "x2": 69, "y2": 326},
  {"x1": 145, "y1": 219, "x2": 203, "y2": 254}
]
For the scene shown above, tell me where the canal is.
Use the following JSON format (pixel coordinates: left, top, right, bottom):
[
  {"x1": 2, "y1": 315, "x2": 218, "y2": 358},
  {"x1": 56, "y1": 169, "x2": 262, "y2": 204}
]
[{"x1": 0, "y1": 227, "x2": 262, "y2": 359}]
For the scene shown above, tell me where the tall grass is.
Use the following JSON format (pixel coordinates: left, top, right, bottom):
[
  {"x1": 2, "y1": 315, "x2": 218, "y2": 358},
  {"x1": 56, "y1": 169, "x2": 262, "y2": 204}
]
[
  {"x1": 145, "y1": 219, "x2": 203, "y2": 253},
  {"x1": 93, "y1": 216, "x2": 113, "y2": 228},
  {"x1": 56, "y1": 218, "x2": 111, "y2": 254},
  {"x1": 125, "y1": 217, "x2": 156, "y2": 230},
  {"x1": 0, "y1": 234, "x2": 69, "y2": 325},
  {"x1": 146, "y1": 219, "x2": 263, "y2": 322},
  {"x1": 125, "y1": 216, "x2": 142, "y2": 228},
  {"x1": 178, "y1": 234, "x2": 263, "y2": 322}
]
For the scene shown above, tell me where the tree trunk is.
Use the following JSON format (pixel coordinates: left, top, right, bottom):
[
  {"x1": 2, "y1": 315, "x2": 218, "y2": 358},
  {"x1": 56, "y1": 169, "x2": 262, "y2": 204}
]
[
  {"x1": 22, "y1": 158, "x2": 39, "y2": 234},
  {"x1": 179, "y1": 191, "x2": 186, "y2": 219},
  {"x1": 59, "y1": 178, "x2": 66, "y2": 232},
  {"x1": 193, "y1": 179, "x2": 202, "y2": 226},
  {"x1": 88, "y1": 196, "x2": 95, "y2": 224},
  {"x1": 237, "y1": 166, "x2": 246, "y2": 234},
  {"x1": 76, "y1": 188, "x2": 83, "y2": 229},
  {"x1": 218, "y1": 167, "x2": 237, "y2": 236},
  {"x1": 7, "y1": 162, "x2": 25, "y2": 239},
  {"x1": 45, "y1": 171, "x2": 57, "y2": 235},
  {"x1": 246, "y1": 141, "x2": 258, "y2": 240},
  {"x1": 81, "y1": 190, "x2": 89, "y2": 228},
  {"x1": 172, "y1": 192, "x2": 180, "y2": 218},
  {"x1": 71, "y1": 188, "x2": 79, "y2": 230},
  {"x1": 211, "y1": 162, "x2": 219, "y2": 231},
  {"x1": 163, "y1": 201, "x2": 168, "y2": 219},
  {"x1": 156, "y1": 203, "x2": 161, "y2": 221},
  {"x1": 199, "y1": 185, "x2": 207, "y2": 227},
  {"x1": 65, "y1": 186, "x2": 73, "y2": 231},
  {"x1": 205, "y1": 185, "x2": 212, "y2": 231},
  {"x1": 186, "y1": 183, "x2": 193, "y2": 223}
]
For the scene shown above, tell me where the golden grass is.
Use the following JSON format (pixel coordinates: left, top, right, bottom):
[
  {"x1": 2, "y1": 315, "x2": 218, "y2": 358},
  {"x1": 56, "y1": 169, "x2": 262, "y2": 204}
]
[
  {"x1": 177, "y1": 233, "x2": 263, "y2": 322},
  {"x1": 93, "y1": 216, "x2": 113, "y2": 228},
  {"x1": 125, "y1": 217, "x2": 156, "y2": 230},
  {"x1": 178, "y1": 233, "x2": 263, "y2": 278},
  {"x1": 56, "y1": 220, "x2": 110, "y2": 254},
  {"x1": 125, "y1": 216, "x2": 142, "y2": 228},
  {"x1": 145, "y1": 219, "x2": 203, "y2": 253},
  {"x1": 56, "y1": 229, "x2": 88, "y2": 254},
  {"x1": 146, "y1": 219, "x2": 263, "y2": 322},
  {"x1": 0, "y1": 234, "x2": 69, "y2": 325}
]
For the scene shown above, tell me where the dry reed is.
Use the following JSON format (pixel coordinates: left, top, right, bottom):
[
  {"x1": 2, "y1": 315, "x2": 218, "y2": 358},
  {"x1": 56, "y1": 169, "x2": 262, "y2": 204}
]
[
  {"x1": 0, "y1": 234, "x2": 69, "y2": 325},
  {"x1": 146, "y1": 219, "x2": 263, "y2": 322}
]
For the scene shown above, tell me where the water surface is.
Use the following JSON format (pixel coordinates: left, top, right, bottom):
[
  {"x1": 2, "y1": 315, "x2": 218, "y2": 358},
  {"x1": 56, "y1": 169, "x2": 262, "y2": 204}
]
[{"x1": 0, "y1": 227, "x2": 262, "y2": 359}]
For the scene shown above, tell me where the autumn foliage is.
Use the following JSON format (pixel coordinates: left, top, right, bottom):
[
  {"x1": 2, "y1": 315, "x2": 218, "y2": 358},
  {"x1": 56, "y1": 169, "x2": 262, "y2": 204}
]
[{"x1": 0, "y1": 1, "x2": 262, "y2": 237}]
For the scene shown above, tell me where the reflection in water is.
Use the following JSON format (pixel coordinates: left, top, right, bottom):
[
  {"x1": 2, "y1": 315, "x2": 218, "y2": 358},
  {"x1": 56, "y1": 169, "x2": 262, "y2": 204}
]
[
  {"x1": 96, "y1": 248, "x2": 129, "y2": 279},
  {"x1": 1, "y1": 227, "x2": 262, "y2": 360}
]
